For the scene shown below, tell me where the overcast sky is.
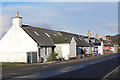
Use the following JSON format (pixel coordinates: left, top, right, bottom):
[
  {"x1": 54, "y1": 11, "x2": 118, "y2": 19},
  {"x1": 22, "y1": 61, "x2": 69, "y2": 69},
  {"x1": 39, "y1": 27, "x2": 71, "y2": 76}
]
[{"x1": 0, "y1": 1, "x2": 118, "y2": 39}]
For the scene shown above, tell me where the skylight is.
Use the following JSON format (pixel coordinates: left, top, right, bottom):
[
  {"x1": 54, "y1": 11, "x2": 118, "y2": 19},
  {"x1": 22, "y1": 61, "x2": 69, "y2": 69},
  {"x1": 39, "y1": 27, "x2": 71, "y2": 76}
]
[
  {"x1": 34, "y1": 31, "x2": 39, "y2": 36},
  {"x1": 45, "y1": 33, "x2": 50, "y2": 37},
  {"x1": 54, "y1": 34, "x2": 57, "y2": 36}
]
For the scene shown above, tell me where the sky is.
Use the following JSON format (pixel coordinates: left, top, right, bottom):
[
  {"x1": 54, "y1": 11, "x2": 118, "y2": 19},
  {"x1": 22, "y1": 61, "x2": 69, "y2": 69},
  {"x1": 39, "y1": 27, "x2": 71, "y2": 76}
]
[{"x1": 0, "y1": 1, "x2": 118, "y2": 39}]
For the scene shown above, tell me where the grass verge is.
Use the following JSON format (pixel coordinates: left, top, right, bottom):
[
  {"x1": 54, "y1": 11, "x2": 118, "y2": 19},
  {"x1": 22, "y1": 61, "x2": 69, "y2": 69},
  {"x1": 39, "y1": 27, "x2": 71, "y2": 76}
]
[{"x1": 1, "y1": 62, "x2": 25, "y2": 67}]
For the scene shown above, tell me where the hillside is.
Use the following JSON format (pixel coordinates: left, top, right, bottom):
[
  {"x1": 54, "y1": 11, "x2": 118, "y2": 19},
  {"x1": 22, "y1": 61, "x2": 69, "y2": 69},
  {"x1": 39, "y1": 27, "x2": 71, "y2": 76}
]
[{"x1": 109, "y1": 34, "x2": 120, "y2": 46}]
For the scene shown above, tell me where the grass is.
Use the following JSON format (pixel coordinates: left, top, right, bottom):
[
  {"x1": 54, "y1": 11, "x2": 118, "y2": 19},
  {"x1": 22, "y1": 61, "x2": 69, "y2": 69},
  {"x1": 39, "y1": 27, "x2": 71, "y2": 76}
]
[{"x1": 1, "y1": 62, "x2": 25, "y2": 67}]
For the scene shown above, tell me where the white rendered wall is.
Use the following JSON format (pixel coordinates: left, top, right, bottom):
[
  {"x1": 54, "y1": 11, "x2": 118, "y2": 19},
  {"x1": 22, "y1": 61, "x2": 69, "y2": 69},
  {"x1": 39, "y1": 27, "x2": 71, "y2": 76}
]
[
  {"x1": 100, "y1": 41, "x2": 104, "y2": 55},
  {"x1": 55, "y1": 43, "x2": 70, "y2": 60},
  {"x1": 54, "y1": 46, "x2": 62, "y2": 58},
  {"x1": 70, "y1": 37, "x2": 76, "y2": 58},
  {"x1": 0, "y1": 19, "x2": 38, "y2": 62},
  {"x1": 0, "y1": 52, "x2": 27, "y2": 62},
  {"x1": 98, "y1": 46, "x2": 101, "y2": 55}
]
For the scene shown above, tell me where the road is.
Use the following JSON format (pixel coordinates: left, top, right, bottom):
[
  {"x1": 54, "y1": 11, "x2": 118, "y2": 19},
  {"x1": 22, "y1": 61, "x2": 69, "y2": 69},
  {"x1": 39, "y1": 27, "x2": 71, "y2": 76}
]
[
  {"x1": 51, "y1": 54, "x2": 119, "y2": 79},
  {"x1": 2, "y1": 53, "x2": 120, "y2": 80}
]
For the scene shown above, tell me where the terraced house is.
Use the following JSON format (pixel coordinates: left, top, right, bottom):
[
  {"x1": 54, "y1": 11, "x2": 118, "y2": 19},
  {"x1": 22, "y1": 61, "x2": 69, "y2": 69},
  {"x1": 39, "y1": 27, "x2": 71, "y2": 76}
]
[
  {"x1": 1, "y1": 12, "x2": 117, "y2": 63},
  {"x1": 0, "y1": 12, "x2": 91, "y2": 63}
]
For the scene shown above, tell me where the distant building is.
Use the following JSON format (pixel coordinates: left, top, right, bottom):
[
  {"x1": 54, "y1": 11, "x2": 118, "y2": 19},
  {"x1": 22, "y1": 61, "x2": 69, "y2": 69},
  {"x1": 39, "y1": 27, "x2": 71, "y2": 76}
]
[
  {"x1": 100, "y1": 35, "x2": 118, "y2": 53},
  {"x1": 82, "y1": 32, "x2": 104, "y2": 55}
]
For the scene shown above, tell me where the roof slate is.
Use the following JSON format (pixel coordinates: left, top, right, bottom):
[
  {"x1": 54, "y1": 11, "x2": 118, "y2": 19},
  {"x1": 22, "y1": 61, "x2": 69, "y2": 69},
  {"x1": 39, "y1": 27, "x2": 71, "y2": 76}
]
[
  {"x1": 22, "y1": 25, "x2": 89, "y2": 47},
  {"x1": 100, "y1": 38, "x2": 114, "y2": 46},
  {"x1": 22, "y1": 25, "x2": 55, "y2": 47}
]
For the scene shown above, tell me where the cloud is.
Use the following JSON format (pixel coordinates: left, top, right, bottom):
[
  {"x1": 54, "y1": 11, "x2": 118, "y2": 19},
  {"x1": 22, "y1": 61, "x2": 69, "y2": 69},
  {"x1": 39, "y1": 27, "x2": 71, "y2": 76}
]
[
  {"x1": 0, "y1": 15, "x2": 11, "y2": 39},
  {"x1": 98, "y1": 18, "x2": 109, "y2": 23},
  {"x1": 3, "y1": 5, "x2": 62, "y2": 20},
  {"x1": 106, "y1": 23, "x2": 118, "y2": 27},
  {"x1": 2, "y1": 4, "x2": 73, "y2": 33},
  {"x1": 94, "y1": 23, "x2": 118, "y2": 37},
  {"x1": 64, "y1": 7, "x2": 91, "y2": 12},
  {"x1": 105, "y1": 23, "x2": 118, "y2": 31},
  {"x1": 96, "y1": 23, "x2": 118, "y2": 31}
]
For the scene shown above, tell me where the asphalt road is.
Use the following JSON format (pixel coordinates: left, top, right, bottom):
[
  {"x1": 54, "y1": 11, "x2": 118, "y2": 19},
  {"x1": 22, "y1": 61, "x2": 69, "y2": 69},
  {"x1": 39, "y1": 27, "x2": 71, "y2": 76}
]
[
  {"x1": 2, "y1": 53, "x2": 120, "y2": 80},
  {"x1": 51, "y1": 54, "x2": 119, "y2": 79}
]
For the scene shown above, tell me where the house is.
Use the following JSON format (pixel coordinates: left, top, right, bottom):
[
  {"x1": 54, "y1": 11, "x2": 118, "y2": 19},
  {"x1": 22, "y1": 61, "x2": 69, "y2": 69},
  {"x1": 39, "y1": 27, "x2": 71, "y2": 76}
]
[
  {"x1": 82, "y1": 32, "x2": 104, "y2": 56},
  {"x1": 35, "y1": 29, "x2": 90, "y2": 60},
  {"x1": 52, "y1": 32, "x2": 90, "y2": 60},
  {"x1": 0, "y1": 12, "x2": 55, "y2": 63},
  {"x1": 82, "y1": 36, "x2": 94, "y2": 56},
  {"x1": 0, "y1": 12, "x2": 90, "y2": 63},
  {"x1": 100, "y1": 35, "x2": 117, "y2": 54}
]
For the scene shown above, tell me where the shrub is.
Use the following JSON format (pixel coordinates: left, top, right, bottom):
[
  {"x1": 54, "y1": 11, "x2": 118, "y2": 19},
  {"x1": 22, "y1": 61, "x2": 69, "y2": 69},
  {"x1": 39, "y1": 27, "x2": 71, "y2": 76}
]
[{"x1": 47, "y1": 52, "x2": 58, "y2": 61}]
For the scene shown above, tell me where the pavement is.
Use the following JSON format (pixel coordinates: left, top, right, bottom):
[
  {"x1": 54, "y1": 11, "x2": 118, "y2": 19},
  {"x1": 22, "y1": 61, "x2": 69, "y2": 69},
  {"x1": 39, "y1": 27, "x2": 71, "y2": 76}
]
[{"x1": 2, "y1": 53, "x2": 119, "y2": 80}]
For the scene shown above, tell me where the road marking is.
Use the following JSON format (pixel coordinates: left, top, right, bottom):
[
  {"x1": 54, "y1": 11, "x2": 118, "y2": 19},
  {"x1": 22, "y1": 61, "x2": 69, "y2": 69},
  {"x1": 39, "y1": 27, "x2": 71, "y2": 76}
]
[
  {"x1": 8, "y1": 73, "x2": 15, "y2": 75},
  {"x1": 103, "y1": 66, "x2": 119, "y2": 80},
  {"x1": 43, "y1": 66, "x2": 47, "y2": 67},
  {"x1": 14, "y1": 54, "x2": 120, "y2": 78},
  {"x1": 66, "y1": 66, "x2": 71, "y2": 69}
]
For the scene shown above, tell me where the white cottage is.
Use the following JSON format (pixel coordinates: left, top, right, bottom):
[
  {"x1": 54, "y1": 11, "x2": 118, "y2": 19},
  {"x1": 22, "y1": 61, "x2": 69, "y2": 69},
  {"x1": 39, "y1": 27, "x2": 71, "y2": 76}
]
[
  {"x1": 43, "y1": 31, "x2": 90, "y2": 60},
  {"x1": 0, "y1": 12, "x2": 90, "y2": 63},
  {"x1": 0, "y1": 12, "x2": 55, "y2": 63}
]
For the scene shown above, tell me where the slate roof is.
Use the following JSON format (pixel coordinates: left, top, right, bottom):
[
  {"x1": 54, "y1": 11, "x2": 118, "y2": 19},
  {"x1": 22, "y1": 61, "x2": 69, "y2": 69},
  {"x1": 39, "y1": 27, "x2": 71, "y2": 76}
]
[
  {"x1": 57, "y1": 31, "x2": 90, "y2": 47},
  {"x1": 100, "y1": 38, "x2": 114, "y2": 46},
  {"x1": 82, "y1": 36, "x2": 101, "y2": 46},
  {"x1": 22, "y1": 25, "x2": 55, "y2": 47},
  {"x1": 22, "y1": 25, "x2": 89, "y2": 47}
]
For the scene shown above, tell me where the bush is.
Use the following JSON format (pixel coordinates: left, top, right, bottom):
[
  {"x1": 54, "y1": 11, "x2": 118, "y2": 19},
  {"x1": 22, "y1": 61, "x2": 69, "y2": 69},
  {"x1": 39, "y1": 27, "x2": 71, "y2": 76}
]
[{"x1": 47, "y1": 52, "x2": 58, "y2": 61}]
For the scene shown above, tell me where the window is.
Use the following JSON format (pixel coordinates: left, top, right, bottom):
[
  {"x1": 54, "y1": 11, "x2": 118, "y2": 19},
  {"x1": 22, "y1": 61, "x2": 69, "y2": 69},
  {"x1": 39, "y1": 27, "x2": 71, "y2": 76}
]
[{"x1": 45, "y1": 47, "x2": 49, "y2": 55}]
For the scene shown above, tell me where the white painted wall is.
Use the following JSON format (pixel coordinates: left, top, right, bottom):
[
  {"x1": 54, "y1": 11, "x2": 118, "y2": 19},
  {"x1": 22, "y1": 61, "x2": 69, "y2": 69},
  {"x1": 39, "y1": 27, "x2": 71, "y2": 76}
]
[
  {"x1": 0, "y1": 17, "x2": 38, "y2": 62},
  {"x1": 100, "y1": 41, "x2": 104, "y2": 55},
  {"x1": 94, "y1": 43, "x2": 104, "y2": 55},
  {"x1": 0, "y1": 52, "x2": 27, "y2": 62},
  {"x1": 54, "y1": 46, "x2": 62, "y2": 58},
  {"x1": 70, "y1": 37, "x2": 76, "y2": 58},
  {"x1": 98, "y1": 46, "x2": 101, "y2": 54},
  {"x1": 55, "y1": 43, "x2": 70, "y2": 60}
]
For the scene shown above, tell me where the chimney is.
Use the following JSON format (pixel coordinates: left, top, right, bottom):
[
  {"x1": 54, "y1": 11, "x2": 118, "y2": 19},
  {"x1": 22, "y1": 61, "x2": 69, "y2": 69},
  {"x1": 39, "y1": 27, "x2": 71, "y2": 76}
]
[
  {"x1": 102, "y1": 35, "x2": 106, "y2": 40},
  {"x1": 12, "y1": 12, "x2": 22, "y2": 27},
  {"x1": 95, "y1": 33, "x2": 99, "y2": 40},
  {"x1": 87, "y1": 31, "x2": 91, "y2": 38},
  {"x1": 106, "y1": 35, "x2": 110, "y2": 41}
]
